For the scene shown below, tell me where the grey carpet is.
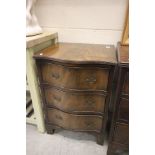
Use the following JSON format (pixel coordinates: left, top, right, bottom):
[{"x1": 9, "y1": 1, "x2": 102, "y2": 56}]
[{"x1": 26, "y1": 124, "x2": 108, "y2": 155}]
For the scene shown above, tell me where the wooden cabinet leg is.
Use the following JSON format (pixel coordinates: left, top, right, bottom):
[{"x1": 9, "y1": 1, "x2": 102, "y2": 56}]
[{"x1": 96, "y1": 133, "x2": 104, "y2": 145}]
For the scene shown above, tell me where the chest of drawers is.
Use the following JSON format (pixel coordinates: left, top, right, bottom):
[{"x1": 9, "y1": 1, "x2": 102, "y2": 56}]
[
  {"x1": 107, "y1": 43, "x2": 129, "y2": 154},
  {"x1": 33, "y1": 43, "x2": 117, "y2": 145}
]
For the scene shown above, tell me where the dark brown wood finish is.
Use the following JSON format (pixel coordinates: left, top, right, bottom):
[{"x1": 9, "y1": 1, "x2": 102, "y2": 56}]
[
  {"x1": 112, "y1": 123, "x2": 129, "y2": 145},
  {"x1": 117, "y1": 98, "x2": 129, "y2": 123},
  {"x1": 44, "y1": 87, "x2": 107, "y2": 115},
  {"x1": 34, "y1": 42, "x2": 117, "y2": 65},
  {"x1": 40, "y1": 62, "x2": 110, "y2": 91},
  {"x1": 107, "y1": 142, "x2": 129, "y2": 155},
  {"x1": 107, "y1": 43, "x2": 129, "y2": 154},
  {"x1": 34, "y1": 42, "x2": 117, "y2": 145},
  {"x1": 46, "y1": 108, "x2": 103, "y2": 132}
]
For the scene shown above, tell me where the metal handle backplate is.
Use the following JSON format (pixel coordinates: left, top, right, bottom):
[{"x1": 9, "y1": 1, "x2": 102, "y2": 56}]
[
  {"x1": 85, "y1": 76, "x2": 96, "y2": 84},
  {"x1": 51, "y1": 73, "x2": 60, "y2": 79}
]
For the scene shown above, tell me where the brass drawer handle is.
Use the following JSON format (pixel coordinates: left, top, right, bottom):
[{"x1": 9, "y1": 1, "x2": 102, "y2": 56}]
[
  {"x1": 85, "y1": 122, "x2": 94, "y2": 128},
  {"x1": 55, "y1": 114, "x2": 63, "y2": 120},
  {"x1": 86, "y1": 99, "x2": 95, "y2": 106},
  {"x1": 51, "y1": 73, "x2": 60, "y2": 79},
  {"x1": 53, "y1": 96, "x2": 61, "y2": 102},
  {"x1": 85, "y1": 77, "x2": 96, "y2": 84}
]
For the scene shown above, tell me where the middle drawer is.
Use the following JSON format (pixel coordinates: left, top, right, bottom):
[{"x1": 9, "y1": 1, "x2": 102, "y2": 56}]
[
  {"x1": 40, "y1": 62, "x2": 110, "y2": 91},
  {"x1": 43, "y1": 87, "x2": 106, "y2": 114}
]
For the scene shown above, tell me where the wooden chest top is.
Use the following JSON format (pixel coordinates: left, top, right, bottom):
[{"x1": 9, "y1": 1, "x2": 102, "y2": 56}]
[{"x1": 33, "y1": 42, "x2": 117, "y2": 65}]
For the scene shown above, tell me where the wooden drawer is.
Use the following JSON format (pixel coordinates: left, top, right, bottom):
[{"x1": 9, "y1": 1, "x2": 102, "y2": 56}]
[
  {"x1": 44, "y1": 87, "x2": 106, "y2": 114},
  {"x1": 122, "y1": 72, "x2": 129, "y2": 95},
  {"x1": 112, "y1": 123, "x2": 129, "y2": 145},
  {"x1": 46, "y1": 108, "x2": 103, "y2": 132},
  {"x1": 40, "y1": 63, "x2": 110, "y2": 91},
  {"x1": 117, "y1": 98, "x2": 129, "y2": 122},
  {"x1": 107, "y1": 142, "x2": 128, "y2": 155}
]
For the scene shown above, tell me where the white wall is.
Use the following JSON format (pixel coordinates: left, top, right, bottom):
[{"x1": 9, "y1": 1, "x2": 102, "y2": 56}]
[{"x1": 36, "y1": 0, "x2": 128, "y2": 45}]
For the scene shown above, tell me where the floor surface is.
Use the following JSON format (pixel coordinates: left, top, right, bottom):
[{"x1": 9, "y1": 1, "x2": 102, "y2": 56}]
[{"x1": 26, "y1": 124, "x2": 108, "y2": 155}]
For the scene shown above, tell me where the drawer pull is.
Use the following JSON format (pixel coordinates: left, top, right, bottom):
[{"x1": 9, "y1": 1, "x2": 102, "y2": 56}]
[
  {"x1": 86, "y1": 99, "x2": 95, "y2": 106},
  {"x1": 53, "y1": 96, "x2": 61, "y2": 102},
  {"x1": 51, "y1": 73, "x2": 60, "y2": 79},
  {"x1": 55, "y1": 114, "x2": 63, "y2": 120},
  {"x1": 85, "y1": 122, "x2": 94, "y2": 128},
  {"x1": 85, "y1": 77, "x2": 96, "y2": 84}
]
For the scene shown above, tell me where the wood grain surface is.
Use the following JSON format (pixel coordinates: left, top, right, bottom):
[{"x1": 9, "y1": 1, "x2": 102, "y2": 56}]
[
  {"x1": 40, "y1": 62, "x2": 110, "y2": 91},
  {"x1": 112, "y1": 123, "x2": 129, "y2": 145},
  {"x1": 34, "y1": 42, "x2": 117, "y2": 145},
  {"x1": 122, "y1": 71, "x2": 129, "y2": 95},
  {"x1": 117, "y1": 98, "x2": 129, "y2": 123},
  {"x1": 44, "y1": 87, "x2": 106, "y2": 114},
  {"x1": 117, "y1": 42, "x2": 129, "y2": 64},
  {"x1": 34, "y1": 43, "x2": 117, "y2": 64},
  {"x1": 46, "y1": 108, "x2": 103, "y2": 132},
  {"x1": 107, "y1": 43, "x2": 129, "y2": 154}
]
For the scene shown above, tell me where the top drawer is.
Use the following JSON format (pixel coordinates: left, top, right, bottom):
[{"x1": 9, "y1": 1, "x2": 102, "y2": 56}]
[
  {"x1": 39, "y1": 62, "x2": 110, "y2": 91},
  {"x1": 122, "y1": 71, "x2": 129, "y2": 95}
]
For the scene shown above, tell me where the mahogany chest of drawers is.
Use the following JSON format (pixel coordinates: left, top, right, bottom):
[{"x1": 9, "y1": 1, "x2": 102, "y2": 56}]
[
  {"x1": 107, "y1": 43, "x2": 129, "y2": 154},
  {"x1": 33, "y1": 42, "x2": 117, "y2": 145}
]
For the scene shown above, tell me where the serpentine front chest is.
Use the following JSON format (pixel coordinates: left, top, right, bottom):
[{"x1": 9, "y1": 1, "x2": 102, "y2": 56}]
[{"x1": 33, "y1": 42, "x2": 117, "y2": 145}]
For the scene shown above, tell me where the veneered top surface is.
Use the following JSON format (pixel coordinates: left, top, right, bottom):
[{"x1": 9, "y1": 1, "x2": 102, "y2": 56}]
[{"x1": 34, "y1": 42, "x2": 117, "y2": 65}]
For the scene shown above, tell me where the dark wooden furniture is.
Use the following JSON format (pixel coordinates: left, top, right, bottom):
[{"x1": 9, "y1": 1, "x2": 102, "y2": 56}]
[
  {"x1": 107, "y1": 43, "x2": 129, "y2": 154},
  {"x1": 33, "y1": 42, "x2": 117, "y2": 145}
]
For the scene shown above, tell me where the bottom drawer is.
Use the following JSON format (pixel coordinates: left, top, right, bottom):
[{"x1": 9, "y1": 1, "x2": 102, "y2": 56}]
[
  {"x1": 112, "y1": 123, "x2": 129, "y2": 145},
  {"x1": 107, "y1": 142, "x2": 129, "y2": 155},
  {"x1": 46, "y1": 108, "x2": 103, "y2": 132}
]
